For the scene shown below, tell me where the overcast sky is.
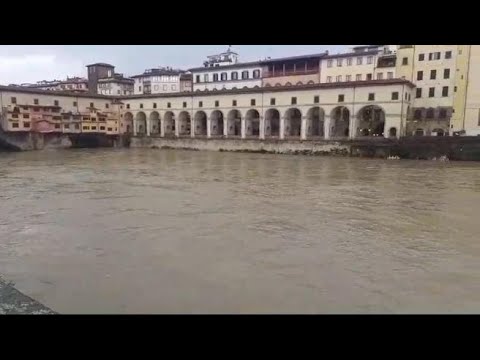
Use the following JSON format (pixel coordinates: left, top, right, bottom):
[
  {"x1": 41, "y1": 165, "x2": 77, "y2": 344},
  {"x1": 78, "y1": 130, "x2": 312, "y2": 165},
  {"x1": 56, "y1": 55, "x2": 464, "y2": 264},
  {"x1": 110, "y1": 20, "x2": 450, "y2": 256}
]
[{"x1": 0, "y1": 45, "x2": 349, "y2": 85}]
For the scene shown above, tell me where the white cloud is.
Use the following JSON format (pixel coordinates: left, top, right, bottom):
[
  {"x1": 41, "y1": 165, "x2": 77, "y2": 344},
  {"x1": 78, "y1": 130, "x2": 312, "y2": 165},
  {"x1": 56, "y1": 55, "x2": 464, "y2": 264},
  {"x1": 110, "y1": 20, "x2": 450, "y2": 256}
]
[{"x1": 0, "y1": 54, "x2": 84, "y2": 85}]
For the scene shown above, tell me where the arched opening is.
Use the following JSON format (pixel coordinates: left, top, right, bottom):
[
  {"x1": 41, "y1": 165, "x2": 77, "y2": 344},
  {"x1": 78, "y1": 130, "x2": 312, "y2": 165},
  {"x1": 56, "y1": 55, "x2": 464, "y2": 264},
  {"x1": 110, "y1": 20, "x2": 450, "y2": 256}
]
[
  {"x1": 330, "y1": 106, "x2": 350, "y2": 138},
  {"x1": 194, "y1": 111, "x2": 207, "y2": 136},
  {"x1": 178, "y1": 111, "x2": 191, "y2": 136},
  {"x1": 306, "y1": 107, "x2": 325, "y2": 138},
  {"x1": 265, "y1": 108, "x2": 280, "y2": 137},
  {"x1": 210, "y1": 110, "x2": 224, "y2": 137},
  {"x1": 164, "y1": 111, "x2": 175, "y2": 137},
  {"x1": 135, "y1": 112, "x2": 147, "y2": 136},
  {"x1": 284, "y1": 108, "x2": 302, "y2": 138},
  {"x1": 356, "y1": 105, "x2": 386, "y2": 137},
  {"x1": 149, "y1": 111, "x2": 160, "y2": 136},
  {"x1": 432, "y1": 128, "x2": 445, "y2": 137},
  {"x1": 307, "y1": 81, "x2": 315, "y2": 85},
  {"x1": 296, "y1": 82, "x2": 303, "y2": 86},
  {"x1": 388, "y1": 127, "x2": 397, "y2": 138},
  {"x1": 415, "y1": 128, "x2": 424, "y2": 136},
  {"x1": 227, "y1": 110, "x2": 242, "y2": 136},
  {"x1": 246, "y1": 109, "x2": 260, "y2": 137},
  {"x1": 124, "y1": 112, "x2": 134, "y2": 134}
]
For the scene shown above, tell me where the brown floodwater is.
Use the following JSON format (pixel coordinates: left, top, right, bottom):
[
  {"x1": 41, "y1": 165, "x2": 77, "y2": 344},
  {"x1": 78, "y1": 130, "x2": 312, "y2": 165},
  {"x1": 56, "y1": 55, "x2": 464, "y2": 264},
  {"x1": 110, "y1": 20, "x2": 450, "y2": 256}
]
[{"x1": 1, "y1": 148, "x2": 480, "y2": 314}]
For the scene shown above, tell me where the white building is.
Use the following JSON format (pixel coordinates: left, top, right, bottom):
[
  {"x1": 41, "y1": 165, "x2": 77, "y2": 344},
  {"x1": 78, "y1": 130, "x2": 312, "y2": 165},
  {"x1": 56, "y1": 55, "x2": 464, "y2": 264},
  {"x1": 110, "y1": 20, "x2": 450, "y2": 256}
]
[
  {"x1": 190, "y1": 48, "x2": 262, "y2": 91},
  {"x1": 132, "y1": 67, "x2": 186, "y2": 95},
  {"x1": 97, "y1": 74, "x2": 134, "y2": 96}
]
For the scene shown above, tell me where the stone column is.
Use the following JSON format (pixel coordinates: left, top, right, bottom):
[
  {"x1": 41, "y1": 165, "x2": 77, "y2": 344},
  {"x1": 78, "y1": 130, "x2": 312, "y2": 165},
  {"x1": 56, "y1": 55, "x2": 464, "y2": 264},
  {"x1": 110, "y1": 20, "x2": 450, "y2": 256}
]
[
  {"x1": 241, "y1": 116, "x2": 246, "y2": 139},
  {"x1": 133, "y1": 119, "x2": 137, "y2": 136},
  {"x1": 191, "y1": 117, "x2": 195, "y2": 138},
  {"x1": 160, "y1": 118, "x2": 165, "y2": 137},
  {"x1": 348, "y1": 116, "x2": 356, "y2": 139},
  {"x1": 280, "y1": 116, "x2": 285, "y2": 140},
  {"x1": 324, "y1": 115, "x2": 331, "y2": 140},
  {"x1": 224, "y1": 117, "x2": 228, "y2": 138},
  {"x1": 175, "y1": 117, "x2": 180, "y2": 137},
  {"x1": 207, "y1": 117, "x2": 212, "y2": 138},
  {"x1": 146, "y1": 118, "x2": 151, "y2": 136},
  {"x1": 301, "y1": 115, "x2": 307, "y2": 140},
  {"x1": 259, "y1": 116, "x2": 265, "y2": 140}
]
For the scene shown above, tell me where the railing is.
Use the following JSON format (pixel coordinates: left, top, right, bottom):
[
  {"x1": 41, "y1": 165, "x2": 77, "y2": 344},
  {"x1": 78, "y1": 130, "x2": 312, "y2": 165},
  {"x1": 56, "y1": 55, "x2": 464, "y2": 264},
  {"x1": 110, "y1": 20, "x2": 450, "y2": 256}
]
[{"x1": 263, "y1": 69, "x2": 320, "y2": 78}]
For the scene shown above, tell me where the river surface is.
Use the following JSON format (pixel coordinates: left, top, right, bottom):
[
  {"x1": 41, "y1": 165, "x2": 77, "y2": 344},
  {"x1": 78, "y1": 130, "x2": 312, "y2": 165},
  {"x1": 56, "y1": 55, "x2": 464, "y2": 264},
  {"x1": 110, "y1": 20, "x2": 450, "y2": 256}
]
[{"x1": 1, "y1": 149, "x2": 480, "y2": 314}]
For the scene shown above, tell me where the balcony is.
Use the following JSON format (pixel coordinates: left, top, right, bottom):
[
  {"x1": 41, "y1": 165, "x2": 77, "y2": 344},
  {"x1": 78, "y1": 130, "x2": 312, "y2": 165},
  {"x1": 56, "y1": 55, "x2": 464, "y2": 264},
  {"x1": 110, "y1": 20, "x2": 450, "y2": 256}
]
[{"x1": 263, "y1": 69, "x2": 320, "y2": 78}]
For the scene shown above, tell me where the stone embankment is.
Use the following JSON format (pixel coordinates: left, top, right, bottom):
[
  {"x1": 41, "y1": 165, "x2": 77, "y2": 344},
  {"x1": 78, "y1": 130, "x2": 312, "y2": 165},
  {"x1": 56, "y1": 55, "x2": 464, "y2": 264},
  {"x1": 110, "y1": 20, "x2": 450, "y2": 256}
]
[{"x1": 0, "y1": 276, "x2": 56, "y2": 315}]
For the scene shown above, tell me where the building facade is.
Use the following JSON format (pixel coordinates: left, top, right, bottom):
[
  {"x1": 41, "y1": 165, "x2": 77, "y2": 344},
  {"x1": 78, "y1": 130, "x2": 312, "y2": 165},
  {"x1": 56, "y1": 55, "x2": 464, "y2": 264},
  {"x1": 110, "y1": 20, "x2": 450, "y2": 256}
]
[
  {"x1": 97, "y1": 74, "x2": 135, "y2": 96},
  {"x1": 132, "y1": 68, "x2": 187, "y2": 95},
  {"x1": 13, "y1": 77, "x2": 89, "y2": 93}
]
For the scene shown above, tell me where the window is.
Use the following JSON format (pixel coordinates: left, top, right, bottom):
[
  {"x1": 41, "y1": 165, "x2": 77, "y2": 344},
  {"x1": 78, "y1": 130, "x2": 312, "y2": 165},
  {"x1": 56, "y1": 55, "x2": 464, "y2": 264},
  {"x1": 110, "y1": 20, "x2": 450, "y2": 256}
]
[
  {"x1": 221, "y1": 72, "x2": 227, "y2": 81},
  {"x1": 442, "y1": 86, "x2": 449, "y2": 97},
  {"x1": 23, "y1": 114, "x2": 29, "y2": 119},
  {"x1": 392, "y1": 92, "x2": 399, "y2": 100},
  {"x1": 444, "y1": 68, "x2": 450, "y2": 79},
  {"x1": 12, "y1": 114, "x2": 18, "y2": 118},
  {"x1": 34, "y1": 99, "x2": 39, "y2": 105},
  {"x1": 126, "y1": 104, "x2": 130, "y2": 109},
  {"x1": 54, "y1": 124, "x2": 60, "y2": 129},
  {"x1": 439, "y1": 109, "x2": 447, "y2": 118},
  {"x1": 108, "y1": 128, "x2": 113, "y2": 131},
  {"x1": 153, "y1": 103, "x2": 157, "y2": 109},
  {"x1": 183, "y1": 102, "x2": 187, "y2": 108},
  {"x1": 118, "y1": 90, "x2": 121, "y2": 94},
  {"x1": 172, "y1": 85, "x2": 176, "y2": 91},
  {"x1": 356, "y1": 74, "x2": 362, "y2": 81},
  {"x1": 140, "y1": 104, "x2": 143, "y2": 109},
  {"x1": 53, "y1": 100, "x2": 59, "y2": 106},
  {"x1": 417, "y1": 71, "x2": 423, "y2": 81},
  {"x1": 91, "y1": 126, "x2": 97, "y2": 130},
  {"x1": 231, "y1": 72, "x2": 238, "y2": 80},
  {"x1": 64, "y1": 124, "x2": 70, "y2": 129},
  {"x1": 402, "y1": 57, "x2": 408, "y2": 65},
  {"x1": 253, "y1": 70, "x2": 261, "y2": 78},
  {"x1": 251, "y1": 99, "x2": 256, "y2": 106},
  {"x1": 314, "y1": 96, "x2": 319, "y2": 104},
  {"x1": 414, "y1": 109, "x2": 422, "y2": 119},
  {"x1": 430, "y1": 70, "x2": 437, "y2": 80},
  {"x1": 167, "y1": 102, "x2": 171, "y2": 108},
  {"x1": 346, "y1": 75, "x2": 351, "y2": 82},
  {"x1": 327, "y1": 60, "x2": 333, "y2": 67},
  {"x1": 139, "y1": 86, "x2": 142, "y2": 92},
  {"x1": 419, "y1": 54, "x2": 425, "y2": 61},
  {"x1": 377, "y1": 73, "x2": 383, "y2": 80},
  {"x1": 429, "y1": 87, "x2": 435, "y2": 97},
  {"x1": 347, "y1": 58, "x2": 352, "y2": 66},
  {"x1": 204, "y1": 74, "x2": 209, "y2": 82},
  {"x1": 215, "y1": 101, "x2": 219, "y2": 107},
  {"x1": 368, "y1": 93, "x2": 375, "y2": 101},
  {"x1": 445, "y1": 51, "x2": 452, "y2": 59},
  {"x1": 90, "y1": 102, "x2": 94, "y2": 108},
  {"x1": 163, "y1": 85, "x2": 167, "y2": 91},
  {"x1": 336, "y1": 75, "x2": 342, "y2": 82},
  {"x1": 327, "y1": 76, "x2": 332, "y2": 83},
  {"x1": 11, "y1": 97, "x2": 17, "y2": 104},
  {"x1": 367, "y1": 56, "x2": 373, "y2": 64},
  {"x1": 338, "y1": 94, "x2": 344, "y2": 102},
  {"x1": 73, "y1": 101, "x2": 77, "y2": 107},
  {"x1": 100, "y1": 126, "x2": 106, "y2": 131},
  {"x1": 291, "y1": 97, "x2": 297, "y2": 105},
  {"x1": 196, "y1": 75, "x2": 201, "y2": 83},
  {"x1": 366, "y1": 73, "x2": 372, "y2": 81},
  {"x1": 387, "y1": 72, "x2": 393, "y2": 79},
  {"x1": 435, "y1": 52, "x2": 441, "y2": 60},
  {"x1": 199, "y1": 101, "x2": 203, "y2": 108},
  {"x1": 12, "y1": 123, "x2": 19, "y2": 128},
  {"x1": 242, "y1": 71, "x2": 249, "y2": 79},
  {"x1": 213, "y1": 74, "x2": 219, "y2": 82},
  {"x1": 270, "y1": 98, "x2": 276, "y2": 105},
  {"x1": 357, "y1": 57, "x2": 363, "y2": 65},
  {"x1": 154, "y1": 85, "x2": 159, "y2": 91},
  {"x1": 232, "y1": 100, "x2": 237, "y2": 106},
  {"x1": 83, "y1": 126, "x2": 89, "y2": 130},
  {"x1": 426, "y1": 109, "x2": 434, "y2": 119},
  {"x1": 23, "y1": 122, "x2": 30, "y2": 128},
  {"x1": 75, "y1": 124, "x2": 80, "y2": 130},
  {"x1": 337, "y1": 59, "x2": 343, "y2": 67},
  {"x1": 105, "y1": 103, "x2": 109, "y2": 109}
]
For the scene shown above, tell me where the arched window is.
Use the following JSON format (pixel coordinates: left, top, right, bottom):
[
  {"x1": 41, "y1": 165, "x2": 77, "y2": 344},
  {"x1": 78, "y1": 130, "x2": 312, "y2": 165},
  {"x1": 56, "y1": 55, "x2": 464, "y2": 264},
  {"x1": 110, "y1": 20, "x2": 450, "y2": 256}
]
[
  {"x1": 414, "y1": 109, "x2": 422, "y2": 119},
  {"x1": 242, "y1": 71, "x2": 249, "y2": 80},
  {"x1": 231, "y1": 72, "x2": 238, "y2": 80},
  {"x1": 221, "y1": 72, "x2": 227, "y2": 81},
  {"x1": 426, "y1": 108, "x2": 434, "y2": 119}
]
